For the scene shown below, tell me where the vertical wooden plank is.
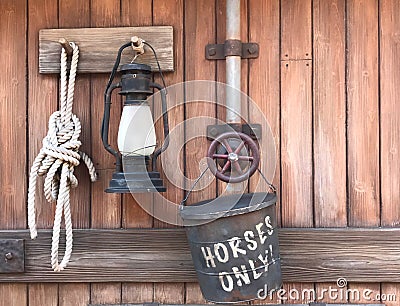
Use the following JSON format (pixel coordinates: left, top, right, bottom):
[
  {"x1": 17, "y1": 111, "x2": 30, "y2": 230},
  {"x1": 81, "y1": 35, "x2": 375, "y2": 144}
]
[
  {"x1": 184, "y1": 0, "x2": 216, "y2": 303},
  {"x1": 313, "y1": 0, "x2": 346, "y2": 228},
  {"x1": 0, "y1": 284, "x2": 28, "y2": 306},
  {"x1": 27, "y1": 0, "x2": 58, "y2": 230},
  {"x1": 281, "y1": 58, "x2": 313, "y2": 305},
  {"x1": 347, "y1": 0, "x2": 379, "y2": 227},
  {"x1": 381, "y1": 283, "x2": 400, "y2": 306},
  {"x1": 152, "y1": 0, "x2": 184, "y2": 227},
  {"x1": 59, "y1": 0, "x2": 91, "y2": 230},
  {"x1": 281, "y1": 0, "x2": 312, "y2": 60},
  {"x1": 122, "y1": 283, "x2": 153, "y2": 303},
  {"x1": 121, "y1": 0, "x2": 153, "y2": 230},
  {"x1": 184, "y1": 0, "x2": 217, "y2": 205},
  {"x1": 248, "y1": 0, "x2": 280, "y2": 210},
  {"x1": 154, "y1": 283, "x2": 185, "y2": 304},
  {"x1": 248, "y1": 2, "x2": 280, "y2": 303},
  {"x1": 118, "y1": 0, "x2": 155, "y2": 301},
  {"x1": 29, "y1": 284, "x2": 58, "y2": 306},
  {"x1": 91, "y1": 283, "x2": 121, "y2": 304},
  {"x1": 186, "y1": 283, "x2": 208, "y2": 304},
  {"x1": 380, "y1": 0, "x2": 400, "y2": 301},
  {"x1": 120, "y1": 0, "x2": 155, "y2": 301},
  {"x1": 59, "y1": 284, "x2": 90, "y2": 306},
  {"x1": 347, "y1": 0, "x2": 380, "y2": 298},
  {"x1": 281, "y1": 61, "x2": 313, "y2": 228},
  {"x1": 0, "y1": 0, "x2": 27, "y2": 231},
  {"x1": 313, "y1": 0, "x2": 347, "y2": 300},
  {"x1": 90, "y1": 0, "x2": 122, "y2": 303},
  {"x1": 152, "y1": 1, "x2": 186, "y2": 302},
  {"x1": 0, "y1": 0, "x2": 27, "y2": 304},
  {"x1": 380, "y1": 0, "x2": 400, "y2": 226},
  {"x1": 58, "y1": 1, "x2": 91, "y2": 303}
]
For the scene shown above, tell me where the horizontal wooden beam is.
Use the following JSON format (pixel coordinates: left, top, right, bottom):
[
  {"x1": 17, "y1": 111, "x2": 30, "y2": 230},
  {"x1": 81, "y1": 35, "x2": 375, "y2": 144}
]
[
  {"x1": 0, "y1": 228, "x2": 399, "y2": 283},
  {"x1": 39, "y1": 26, "x2": 174, "y2": 73}
]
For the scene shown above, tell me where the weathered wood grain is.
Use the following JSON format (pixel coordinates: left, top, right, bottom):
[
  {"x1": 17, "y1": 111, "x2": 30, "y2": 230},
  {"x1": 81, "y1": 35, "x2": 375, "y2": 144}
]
[
  {"x1": 90, "y1": 0, "x2": 122, "y2": 303},
  {"x1": 58, "y1": 0, "x2": 92, "y2": 303},
  {"x1": 28, "y1": 283, "x2": 58, "y2": 306},
  {"x1": 248, "y1": 3, "x2": 280, "y2": 303},
  {"x1": 119, "y1": 0, "x2": 155, "y2": 302},
  {"x1": 0, "y1": 0, "x2": 28, "y2": 304},
  {"x1": 380, "y1": 0, "x2": 400, "y2": 227},
  {"x1": 152, "y1": 0, "x2": 184, "y2": 229},
  {"x1": 313, "y1": 0, "x2": 347, "y2": 300},
  {"x1": 313, "y1": 0, "x2": 346, "y2": 227},
  {"x1": 379, "y1": 0, "x2": 400, "y2": 301},
  {"x1": 347, "y1": 0, "x2": 380, "y2": 298},
  {"x1": 0, "y1": 228, "x2": 400, "y2": 283},
  {"x1": 281, "y1": 61, "x2": 313, "y2": 228},
  {"x1": 248, "y1": 0, "x2": 280, "y2": 224},
  {"x1": 184, "y1": 0, "x2": 217, "y2": 205},
  {"x1": 39, "y1": 26, "x2": 173, "y2": 73},
  {"x1": 281, "y1": 0, "x2": 312, "y2": 60},
  {"x1": 347, "y1": 0, "x2": 380, "y2": 227}
]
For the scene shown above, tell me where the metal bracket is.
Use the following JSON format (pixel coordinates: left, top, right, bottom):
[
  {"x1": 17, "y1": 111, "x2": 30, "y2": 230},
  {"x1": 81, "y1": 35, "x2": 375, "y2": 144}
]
[
  {"x1": 0, "y1": 239, "x2": 24, "y2": 273},
  {"x1": 207, "y1": 123, "x2": 262, "y2": 140},
  {"x1": 206, "y1": 39, "x2": 259, "y2": 60}
]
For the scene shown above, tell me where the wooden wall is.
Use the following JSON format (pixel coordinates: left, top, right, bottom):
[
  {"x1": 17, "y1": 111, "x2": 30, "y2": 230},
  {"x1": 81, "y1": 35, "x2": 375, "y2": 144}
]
[{"x1": 0, "y1": 0, "x2": 399, "y2": 305}]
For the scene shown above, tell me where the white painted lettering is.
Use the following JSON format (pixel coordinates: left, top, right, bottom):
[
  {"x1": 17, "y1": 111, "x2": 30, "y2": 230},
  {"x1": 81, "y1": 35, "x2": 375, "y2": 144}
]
[
  {"x1": 228, "y1": 237, "x2": 247, "y2": 258},
  {"x1": 219, "y1": 272, "x2": 234, "y2": 292},
  {"x1": 265, "y1": 215, "x2": 274, "y2": 235},
  {"x1": 258, "y1": 250, "x2": 269, "y2": 271},
  {"x1": 256, "y1": 222, "x2": 267, "y2": 244},
  {"x1": 232, "y1": 265, "x2": 251, "y2": 287},
  {"x1": 214, "y1": 243, "x2": 229, "y2": 263},
  {"x1": 201, "y1": 246, "x2": 216, "y2": 268},
  {"x1": 244, "y1": 230, "x2": 258, "y2": 251},
  {"x1": 248, "y1": 259, "x2": 263, "y2": 280}
]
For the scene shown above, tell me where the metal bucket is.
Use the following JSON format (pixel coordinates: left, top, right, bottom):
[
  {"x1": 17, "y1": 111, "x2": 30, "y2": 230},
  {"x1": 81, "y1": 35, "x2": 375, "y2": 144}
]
[{"x1": 180, "y1": 192, "x2": 281, "y2": 303}]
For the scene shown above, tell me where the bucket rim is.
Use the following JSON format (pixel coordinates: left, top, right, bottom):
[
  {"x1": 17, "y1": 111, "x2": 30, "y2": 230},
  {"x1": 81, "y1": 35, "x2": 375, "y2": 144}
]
[{"x1": 179, "y1": 192, "x2": 277, "y2": 221}]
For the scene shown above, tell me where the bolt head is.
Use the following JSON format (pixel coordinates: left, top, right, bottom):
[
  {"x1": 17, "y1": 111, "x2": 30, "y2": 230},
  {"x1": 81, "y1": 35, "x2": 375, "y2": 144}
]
[
  {"x1": 5, "y1": 253, "x2": 13, "y2": 260},
  {"x1": 208, "y1": 47, "x2": 216, "y2": 56},
  {"x1": 248, "y1": 46, "x2": 256, "y2": 54}
]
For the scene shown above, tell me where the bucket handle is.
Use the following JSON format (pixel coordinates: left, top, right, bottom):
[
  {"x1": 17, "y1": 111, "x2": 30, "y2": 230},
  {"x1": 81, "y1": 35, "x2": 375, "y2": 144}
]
[{"x1": 180, "y1": 167, "x2": 276, "y2": 207}]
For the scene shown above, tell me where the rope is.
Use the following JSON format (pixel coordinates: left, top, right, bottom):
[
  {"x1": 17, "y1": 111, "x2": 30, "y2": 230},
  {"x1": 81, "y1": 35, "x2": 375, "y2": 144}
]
[{"x1": 27, "y1": 42, "x2": 97, "y2": 272}]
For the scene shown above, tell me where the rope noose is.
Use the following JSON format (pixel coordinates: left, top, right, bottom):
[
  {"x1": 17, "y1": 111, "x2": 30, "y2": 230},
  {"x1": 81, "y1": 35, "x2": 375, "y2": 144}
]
[{"x1": 27, "y1": 42, "x2": 97, "y2": 272}]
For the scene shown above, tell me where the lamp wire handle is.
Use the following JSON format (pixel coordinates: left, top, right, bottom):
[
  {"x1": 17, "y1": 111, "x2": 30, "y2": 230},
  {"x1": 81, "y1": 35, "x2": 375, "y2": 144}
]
[{"x1": 143, "y1": 41, "x2": 168, "y2": 94}]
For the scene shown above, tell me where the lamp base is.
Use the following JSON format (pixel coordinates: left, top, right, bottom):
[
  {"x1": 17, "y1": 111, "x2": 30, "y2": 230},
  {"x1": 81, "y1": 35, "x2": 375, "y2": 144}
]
[{"x1": 105, "y1": 156, "x2": 166, "y2": 193}]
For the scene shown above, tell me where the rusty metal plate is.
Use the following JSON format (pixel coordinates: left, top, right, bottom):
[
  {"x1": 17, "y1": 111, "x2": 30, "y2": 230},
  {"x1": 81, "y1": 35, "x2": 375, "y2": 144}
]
[
  {"x1": 0, "y1": 239, "x2": 24, "y2": 273},
  {"x1": 206, "y1": 41, "x2": 259, "y2": 60}
]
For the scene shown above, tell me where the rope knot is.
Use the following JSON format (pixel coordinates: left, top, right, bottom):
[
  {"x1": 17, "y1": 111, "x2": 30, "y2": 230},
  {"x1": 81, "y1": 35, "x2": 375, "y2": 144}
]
[{"x1": 27, "y1": 43, "x2": 97, "y2": 272}]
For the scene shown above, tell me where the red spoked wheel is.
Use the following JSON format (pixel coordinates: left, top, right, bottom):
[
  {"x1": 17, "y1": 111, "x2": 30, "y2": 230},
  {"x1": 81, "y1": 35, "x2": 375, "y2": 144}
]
[{"x1": 207, "y1": 132, "x2": 260, "y2": 183}]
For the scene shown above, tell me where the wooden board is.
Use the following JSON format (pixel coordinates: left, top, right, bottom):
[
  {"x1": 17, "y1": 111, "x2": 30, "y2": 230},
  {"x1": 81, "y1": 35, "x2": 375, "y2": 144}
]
[
  {"x1": 281, "y1": 60, "x2": 313, "y2": 303},
  {"x1": 89, "y1": 0, "x2": 122, "y2": 304},
  {"x1": 380, "y1": 0, "x2": 400, "y2": 302},
  {"x1": 313, "y1": 0, "x2": 347, "y2": 301},
  {"x1": 313, "y1": 0, "x2": 346, "y2": 227},
  {"x1": 281, "y1": 60, "x2": 313, "y2": 228},
  {"x1": 0, "y1": 0, "x2": 28, "y2": 304},
  {"x1": 347, "y1": 0, "x2": 381, "y2": 299},
  {"x1": 119, "y1": 0, "x2": 155, "y2": 303},
  {"x1": 380, "y1": 0, "x2": 400, "y2": 226},
  {"x1": 347, "y1": 0, "x2": 380, "y2": 227},
  {"x1": 39, "y1": 26, "x2": 174, "y2": 73},
  {"x1": 281, "y1": 0, "x2": 312, "y2": 60},
  {"x1": 1, "y1": 228, "x2": 400, "y2": 283}
]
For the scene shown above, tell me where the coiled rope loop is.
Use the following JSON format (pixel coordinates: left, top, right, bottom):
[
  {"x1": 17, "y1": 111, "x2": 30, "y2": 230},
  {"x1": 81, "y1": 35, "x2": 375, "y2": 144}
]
[{"x1": 27, "y1": 42, "x2": 97, "y2": 272}]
